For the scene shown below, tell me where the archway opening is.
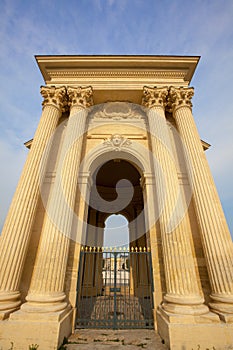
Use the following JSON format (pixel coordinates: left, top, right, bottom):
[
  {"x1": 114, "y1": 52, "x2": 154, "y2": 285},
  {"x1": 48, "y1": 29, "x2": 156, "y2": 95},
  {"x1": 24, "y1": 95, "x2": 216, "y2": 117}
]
[
  {"x1": 76, "y1": 157, "x2": 154, "y2": 329},
  {"x1": 85, "y1": 158, "x2": 145, "y2": 248},
  {"x1": 104, "y1": 214, "x2": 129, "y2": 248}
]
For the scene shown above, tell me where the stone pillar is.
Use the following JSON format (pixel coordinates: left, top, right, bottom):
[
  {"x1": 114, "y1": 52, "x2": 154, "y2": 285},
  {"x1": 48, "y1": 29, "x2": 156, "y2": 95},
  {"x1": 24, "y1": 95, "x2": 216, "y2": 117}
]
[
  {"x1": 21, "y1": 86, "x2": 93, "y2": 313},
  {"x1": 169, "y1": 86, "x2": 233, "y2": 319},
  {"x1": 0, "y1": 86, "x2": 66, "y2": 318},
  {"x1": 142, "y1": 86, "x2": 208, "y2": 315},
  {"x1": 66, "y1": 171, "x2": 92, "y2": 311},
  {"x1": 129, "y1": 216, "x2": 137, "y2": 295},
  {"x1": 141, "y1": 173, "x2": 163, "y2": 312}
]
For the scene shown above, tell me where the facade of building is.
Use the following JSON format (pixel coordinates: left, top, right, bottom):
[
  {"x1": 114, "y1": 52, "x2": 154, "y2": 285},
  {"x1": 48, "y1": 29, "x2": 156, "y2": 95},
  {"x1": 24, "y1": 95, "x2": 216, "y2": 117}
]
[{"x1": 0, "y1": 55, "x2": 233, "y2": 349}]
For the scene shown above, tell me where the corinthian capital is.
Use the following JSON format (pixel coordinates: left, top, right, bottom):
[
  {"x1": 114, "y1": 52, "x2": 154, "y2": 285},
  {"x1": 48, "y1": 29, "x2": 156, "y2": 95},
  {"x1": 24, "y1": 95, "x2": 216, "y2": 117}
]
[
  {"x1": 67, "y1": 86, "x2": 93, "y2": 109},
  {"x1": 40, "y1": 86, "x2": 67, "y2": 110},
  {"x1": 142, "y1": 86, "x2": 168, "y2": 109},
  {"x1": 168, "y1": 87, "x2": 194, "y2": 112}
]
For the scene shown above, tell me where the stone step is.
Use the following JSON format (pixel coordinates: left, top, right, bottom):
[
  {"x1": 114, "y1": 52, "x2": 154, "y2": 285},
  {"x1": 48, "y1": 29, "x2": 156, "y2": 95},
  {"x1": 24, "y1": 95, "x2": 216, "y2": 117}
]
[{"x1": 66, "y1": 329, "x2": 168, "y2": 350}]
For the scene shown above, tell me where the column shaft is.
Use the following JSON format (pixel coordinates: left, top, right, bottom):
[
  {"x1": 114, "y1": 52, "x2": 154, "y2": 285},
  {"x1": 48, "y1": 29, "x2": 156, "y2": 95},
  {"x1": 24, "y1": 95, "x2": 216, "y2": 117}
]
[
  {"x1": 170, "y1": 87, "x2": 233, "y2": 315},
  {"x1": 142, "y1": 87, "x2": 208, "y2": 315},
  {"x1": 22, "y1": 86, "x2": 93, "y2": 313},
  {"x1": 0, "y1": 86, "x2": 66, "y2": 316}
]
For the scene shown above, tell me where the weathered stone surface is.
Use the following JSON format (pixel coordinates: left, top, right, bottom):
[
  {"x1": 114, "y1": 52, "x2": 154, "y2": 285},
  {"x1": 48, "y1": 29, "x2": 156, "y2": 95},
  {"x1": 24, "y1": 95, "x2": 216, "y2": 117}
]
[{"x1": 66, "y1": 329, "x2": 167, "y2": 350}]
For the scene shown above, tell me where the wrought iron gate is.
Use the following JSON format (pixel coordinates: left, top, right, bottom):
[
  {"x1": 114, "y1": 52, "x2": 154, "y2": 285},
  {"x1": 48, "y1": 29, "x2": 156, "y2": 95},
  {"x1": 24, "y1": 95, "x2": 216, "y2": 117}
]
[{"x1": 76, "y1": 247, "x2": 154, "y2": 329}]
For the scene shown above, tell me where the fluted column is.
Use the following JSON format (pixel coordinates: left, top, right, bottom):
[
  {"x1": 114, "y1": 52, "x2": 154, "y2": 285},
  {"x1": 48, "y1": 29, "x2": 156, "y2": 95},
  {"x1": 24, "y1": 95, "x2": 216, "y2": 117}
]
[
  {"x1": 21, "y1": 86, "x2": 93, "y2": 313},
  {"x1": 0, "y1": 86, "x2": 66, "y2": 318},
  {"x1": 142, "y1": 86, "x2": 208, "y2": 315},
  {"x1": 169, "y1": 87, "x2": 233, "y2": 318}
]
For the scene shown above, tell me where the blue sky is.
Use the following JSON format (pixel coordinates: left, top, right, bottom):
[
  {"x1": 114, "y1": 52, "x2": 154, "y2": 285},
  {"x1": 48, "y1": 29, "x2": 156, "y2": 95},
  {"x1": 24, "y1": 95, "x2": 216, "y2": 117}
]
[{"x1": 0, "y1": 0, "x2": 232, "y2": 239}]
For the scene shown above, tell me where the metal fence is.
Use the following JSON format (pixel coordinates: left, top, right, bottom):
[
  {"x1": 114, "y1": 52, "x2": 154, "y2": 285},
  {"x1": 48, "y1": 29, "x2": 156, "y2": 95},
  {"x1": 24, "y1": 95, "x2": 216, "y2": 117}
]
[{"x1": 76, "y1": 247, "x2": 154, "y2": 329}]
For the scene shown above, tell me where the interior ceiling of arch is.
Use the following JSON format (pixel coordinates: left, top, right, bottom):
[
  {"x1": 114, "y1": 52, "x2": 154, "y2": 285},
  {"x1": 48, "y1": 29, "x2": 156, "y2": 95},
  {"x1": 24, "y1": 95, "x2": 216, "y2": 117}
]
[
  {"x1": 95, "y1": 159, "x2": 141, "y2": 188},
  {"x1": 88, "y1": 158, "x2": 144, "y2": 223}
]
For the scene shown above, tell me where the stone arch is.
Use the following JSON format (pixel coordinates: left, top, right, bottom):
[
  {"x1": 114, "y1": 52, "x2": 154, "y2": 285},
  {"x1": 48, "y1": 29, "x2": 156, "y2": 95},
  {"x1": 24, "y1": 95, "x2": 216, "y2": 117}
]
[
  {"x1": 77, "y1": 137, "x2": 155, "y2": 242},
  {"x1": 79, "y1": 138, "x2": 153, "y2": 179}
]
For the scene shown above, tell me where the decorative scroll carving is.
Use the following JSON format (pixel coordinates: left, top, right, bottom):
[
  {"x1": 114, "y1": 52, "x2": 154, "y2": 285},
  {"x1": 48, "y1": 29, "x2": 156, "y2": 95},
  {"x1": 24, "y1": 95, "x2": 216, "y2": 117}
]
[
  {"x1": 168, "y1": 87, "x2": 194, "y2": 112},
  {"x1": 142, "y1": 86, "x2": 168, "y2": 109},
  {"x1": 92, "y1": 102, "x2": 144, "y2": 120},
  {"x1": 67, "y1": 86, "x2": 93, "y2": 109},
  {"x1": 103, "y1": 134, "x2": 132, "y2": 151},
  {"x1": 40, "y1": 86, "x2": 67, "y2": 110}
]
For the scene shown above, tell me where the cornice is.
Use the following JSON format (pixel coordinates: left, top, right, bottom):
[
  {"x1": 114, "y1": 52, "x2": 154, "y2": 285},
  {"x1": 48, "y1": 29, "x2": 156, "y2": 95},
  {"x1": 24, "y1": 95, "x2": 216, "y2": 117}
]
[
  {"x1": 35, "y1": 55, "x2": 199, "y2": 87},
  {"x1": 35, "y1": 55, "x2": 200, "y2": 69}
]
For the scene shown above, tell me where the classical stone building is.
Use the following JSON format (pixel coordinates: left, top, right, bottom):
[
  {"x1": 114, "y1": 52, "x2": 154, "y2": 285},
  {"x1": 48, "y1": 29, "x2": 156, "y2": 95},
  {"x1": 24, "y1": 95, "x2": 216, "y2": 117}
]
[{"x1": 0, "y1": 55, "x2": 233, "y2": 349}]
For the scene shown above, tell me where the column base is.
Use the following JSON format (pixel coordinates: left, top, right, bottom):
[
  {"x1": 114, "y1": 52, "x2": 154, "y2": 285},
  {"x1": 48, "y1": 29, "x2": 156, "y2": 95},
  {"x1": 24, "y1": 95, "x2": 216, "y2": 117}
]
[
  {"x1": 156, "y1": 306, "x2": 233, "y2": 350},
  {"x1": 209, "y1": 293, "x2": 233, "y2": 321},
  {"x1": 21, "y1": 291, "x2": 67, "y2": 313},
  {"x1": 0, "y1": 291, "x2": 21, "y2": 320},
  {"x1": 0, "y1": 306, "x2": 73, "y2": 350},
  {"x1": 162, "y1": 302, "x2": 209, "y2": 315},
  {"x1": 163, "y1": 293, "x2": 209, "y2": 315}
]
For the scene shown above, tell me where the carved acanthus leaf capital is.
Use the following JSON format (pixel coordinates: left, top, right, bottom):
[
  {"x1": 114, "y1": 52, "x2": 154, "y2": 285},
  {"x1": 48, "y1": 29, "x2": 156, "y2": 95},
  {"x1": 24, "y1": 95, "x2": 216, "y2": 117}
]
[
  {"x1": 168, "y1": 87, "x2": 194, "y2": 112},
  {"x1": 67, "y1": 86, "x2": 93, "y2": 109},
  {"x1": 142, "y1": 86, "x2": 168, "y2": 109},
  {"x1": 40, "y1": 86, "x2": 67, "y2": 110}
]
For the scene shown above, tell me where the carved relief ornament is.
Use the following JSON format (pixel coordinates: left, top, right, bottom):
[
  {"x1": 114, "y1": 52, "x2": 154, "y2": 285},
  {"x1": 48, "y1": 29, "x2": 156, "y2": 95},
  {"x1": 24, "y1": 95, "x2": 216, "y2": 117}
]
[
  {"x1": 92, "y1": 102, "x2": 144, "y2": 120},
  {"x1": 142, "y1": 86, "x2": 168, "y2": 109},
  {"x1": 103, "y1": 134, "x2": 132, "y2": 151},
  {"x1": 40, "y1": 86, "x2": 67, "y2": 110},
  {"x1": 67, "y1": 86, "x2": 93, "y2": 109}
]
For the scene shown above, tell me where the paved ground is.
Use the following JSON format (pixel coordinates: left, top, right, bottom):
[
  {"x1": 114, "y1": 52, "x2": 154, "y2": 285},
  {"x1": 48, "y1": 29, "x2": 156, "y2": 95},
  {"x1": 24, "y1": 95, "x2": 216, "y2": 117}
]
[{"x1": 65, "y1": 329, "x2": 168, "y2": 349}]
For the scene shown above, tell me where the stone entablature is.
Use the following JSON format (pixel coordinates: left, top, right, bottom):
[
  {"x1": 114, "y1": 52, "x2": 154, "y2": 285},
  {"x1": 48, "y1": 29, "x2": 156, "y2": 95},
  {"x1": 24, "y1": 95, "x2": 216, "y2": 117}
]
[{"x1": 36, "y1": 55, "x2": 200, "y2": 104}]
